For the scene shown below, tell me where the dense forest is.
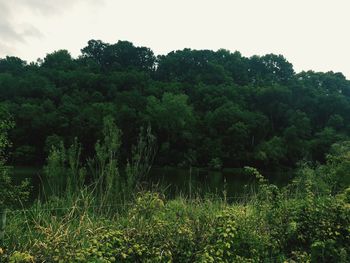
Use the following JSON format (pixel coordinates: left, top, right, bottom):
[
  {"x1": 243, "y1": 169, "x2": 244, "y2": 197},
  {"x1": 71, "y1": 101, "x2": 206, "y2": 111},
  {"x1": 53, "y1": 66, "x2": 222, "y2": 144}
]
[{"x1": 1, "y1": 39, "x2": 350, "y2": 169}]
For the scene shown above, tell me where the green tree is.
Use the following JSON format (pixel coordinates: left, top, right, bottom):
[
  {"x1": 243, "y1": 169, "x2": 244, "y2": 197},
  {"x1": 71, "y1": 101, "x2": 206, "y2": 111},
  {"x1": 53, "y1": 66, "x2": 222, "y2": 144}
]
[
  {"x1": 0, "y1": 107, "x2": 30, "y2": 210},
  {"x1": 146, "y1": 92, "x2": 194, "y2": 164}
]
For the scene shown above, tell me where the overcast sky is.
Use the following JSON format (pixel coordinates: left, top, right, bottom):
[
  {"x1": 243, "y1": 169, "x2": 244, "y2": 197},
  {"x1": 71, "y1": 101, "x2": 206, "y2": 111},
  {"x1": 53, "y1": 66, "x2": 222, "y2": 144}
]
[{"x1": 0, "y1": 0, "x2": 349, "y2": 78}]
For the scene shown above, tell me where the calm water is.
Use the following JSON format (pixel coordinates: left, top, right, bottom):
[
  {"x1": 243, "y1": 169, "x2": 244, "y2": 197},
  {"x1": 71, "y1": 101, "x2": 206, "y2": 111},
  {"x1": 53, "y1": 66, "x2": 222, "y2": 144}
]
[
  {"x1": 148, "y1": 167, "x2": 293, "y2": 199},
  {"x1": 12, "y1": 166, "x2": 293, "y2": 200}
]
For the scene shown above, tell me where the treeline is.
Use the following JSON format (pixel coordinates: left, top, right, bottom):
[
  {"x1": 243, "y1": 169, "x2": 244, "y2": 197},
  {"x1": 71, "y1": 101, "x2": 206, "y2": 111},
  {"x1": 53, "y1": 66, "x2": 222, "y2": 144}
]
[{"x1": 1, "y1": 40, "x2": 350, "y2": 168}]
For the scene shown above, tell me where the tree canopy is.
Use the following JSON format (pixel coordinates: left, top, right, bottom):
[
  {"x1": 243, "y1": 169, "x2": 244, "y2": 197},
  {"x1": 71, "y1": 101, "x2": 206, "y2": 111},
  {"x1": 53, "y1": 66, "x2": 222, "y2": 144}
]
[{"x1": 1, "y1": 40, "x2": 350, "y2": 169}]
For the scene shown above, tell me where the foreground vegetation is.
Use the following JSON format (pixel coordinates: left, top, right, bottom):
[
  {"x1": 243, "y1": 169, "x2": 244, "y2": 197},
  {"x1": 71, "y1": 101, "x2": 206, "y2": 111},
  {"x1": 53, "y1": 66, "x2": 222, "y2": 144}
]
[
  {"x1": 1, "y1": 166, "x2": 349, "y2": 262},
  {"x1": 1, "y1": 115, "x2": 350, "y2": 262}
]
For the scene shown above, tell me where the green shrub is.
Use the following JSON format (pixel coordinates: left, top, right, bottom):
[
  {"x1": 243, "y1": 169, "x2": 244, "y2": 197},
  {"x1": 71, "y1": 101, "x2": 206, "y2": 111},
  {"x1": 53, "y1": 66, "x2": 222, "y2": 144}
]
[{"x1": 2, "y1": 145, "x2": 350, "y2": 262}]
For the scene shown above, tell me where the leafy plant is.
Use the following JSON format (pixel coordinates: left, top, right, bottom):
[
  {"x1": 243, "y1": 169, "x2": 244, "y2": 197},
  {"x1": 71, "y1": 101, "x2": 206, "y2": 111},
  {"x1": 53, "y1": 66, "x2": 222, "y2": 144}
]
[{"x1": 0, "y1": 109, "x2": 30, "y2": 210}]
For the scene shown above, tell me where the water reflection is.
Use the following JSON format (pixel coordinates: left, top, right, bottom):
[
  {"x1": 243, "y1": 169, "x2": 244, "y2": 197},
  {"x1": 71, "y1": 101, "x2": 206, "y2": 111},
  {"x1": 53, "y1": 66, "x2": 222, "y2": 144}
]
[{"x1": 13, "y1": 166, "x2": 293, "y2": 201}]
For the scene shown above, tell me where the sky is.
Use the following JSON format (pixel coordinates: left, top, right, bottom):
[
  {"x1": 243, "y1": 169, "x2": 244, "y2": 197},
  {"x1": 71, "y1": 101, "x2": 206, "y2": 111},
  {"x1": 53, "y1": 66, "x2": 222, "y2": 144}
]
[{"x1": 0, "y1": 0, "x2": 349, "y2": 79}]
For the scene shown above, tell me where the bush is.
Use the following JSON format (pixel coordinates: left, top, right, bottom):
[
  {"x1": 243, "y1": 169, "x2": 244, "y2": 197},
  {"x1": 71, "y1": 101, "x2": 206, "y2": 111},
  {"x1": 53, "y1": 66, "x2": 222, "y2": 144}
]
[{"x1": 1, "y1": 143, "x2": 350, "y2": 262}]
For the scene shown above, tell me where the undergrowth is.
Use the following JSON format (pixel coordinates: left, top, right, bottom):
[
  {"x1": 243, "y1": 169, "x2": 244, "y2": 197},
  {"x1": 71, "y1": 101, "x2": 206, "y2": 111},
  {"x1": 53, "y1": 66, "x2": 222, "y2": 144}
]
[
  {"x1": 0, "y1": 119, "x2": 349, "y2": 262},
  {"x1": 1, "y1": 167, "x2": 349, "y2": 262}
]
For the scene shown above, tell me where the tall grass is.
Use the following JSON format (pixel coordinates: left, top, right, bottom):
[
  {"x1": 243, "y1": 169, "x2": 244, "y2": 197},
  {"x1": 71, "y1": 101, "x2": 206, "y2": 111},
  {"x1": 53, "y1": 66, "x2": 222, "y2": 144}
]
[
  {"x1": 1, "y1": 122, "x2": 350, "y2": 262},
  {"x1": 42, "y1": 116, "x2": 157, "y2": 214},
  {"x1": 2, "y1": 166, "x2": 349, "y2": 262}
]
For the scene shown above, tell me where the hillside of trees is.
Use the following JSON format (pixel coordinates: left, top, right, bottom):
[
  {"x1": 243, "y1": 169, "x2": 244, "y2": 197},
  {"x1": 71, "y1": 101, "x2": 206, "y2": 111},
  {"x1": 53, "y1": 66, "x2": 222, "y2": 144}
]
[{"x1": 1, "y1": 40, "x2": 350, "y2": 169}]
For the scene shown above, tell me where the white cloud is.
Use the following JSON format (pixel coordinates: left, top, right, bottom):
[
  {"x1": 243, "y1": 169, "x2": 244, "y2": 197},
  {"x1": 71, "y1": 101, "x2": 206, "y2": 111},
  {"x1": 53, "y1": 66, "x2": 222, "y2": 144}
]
[
  {"x1": 0, "y1": 0, "x2": 103, "y2": 57},
  {"x1": 15, "y1": 0, "x2": 103, "y2": 15}
]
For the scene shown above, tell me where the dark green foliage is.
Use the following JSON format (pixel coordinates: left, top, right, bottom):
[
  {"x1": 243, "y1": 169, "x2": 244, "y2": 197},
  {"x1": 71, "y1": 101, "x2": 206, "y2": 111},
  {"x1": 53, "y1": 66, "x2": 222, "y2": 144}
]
[
  {"x1": 1, "y1": 40, "x2": 350, "y2": 168},
  {"x1": 0, "y1": 108, "x2": 30, "y2": 210}
]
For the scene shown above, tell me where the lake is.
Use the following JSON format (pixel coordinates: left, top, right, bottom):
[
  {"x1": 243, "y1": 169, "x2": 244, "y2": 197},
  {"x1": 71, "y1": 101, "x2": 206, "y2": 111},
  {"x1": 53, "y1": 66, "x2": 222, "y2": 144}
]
[{"x1": 12, "y1": 166, "x2": 293, "y2": 201}]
